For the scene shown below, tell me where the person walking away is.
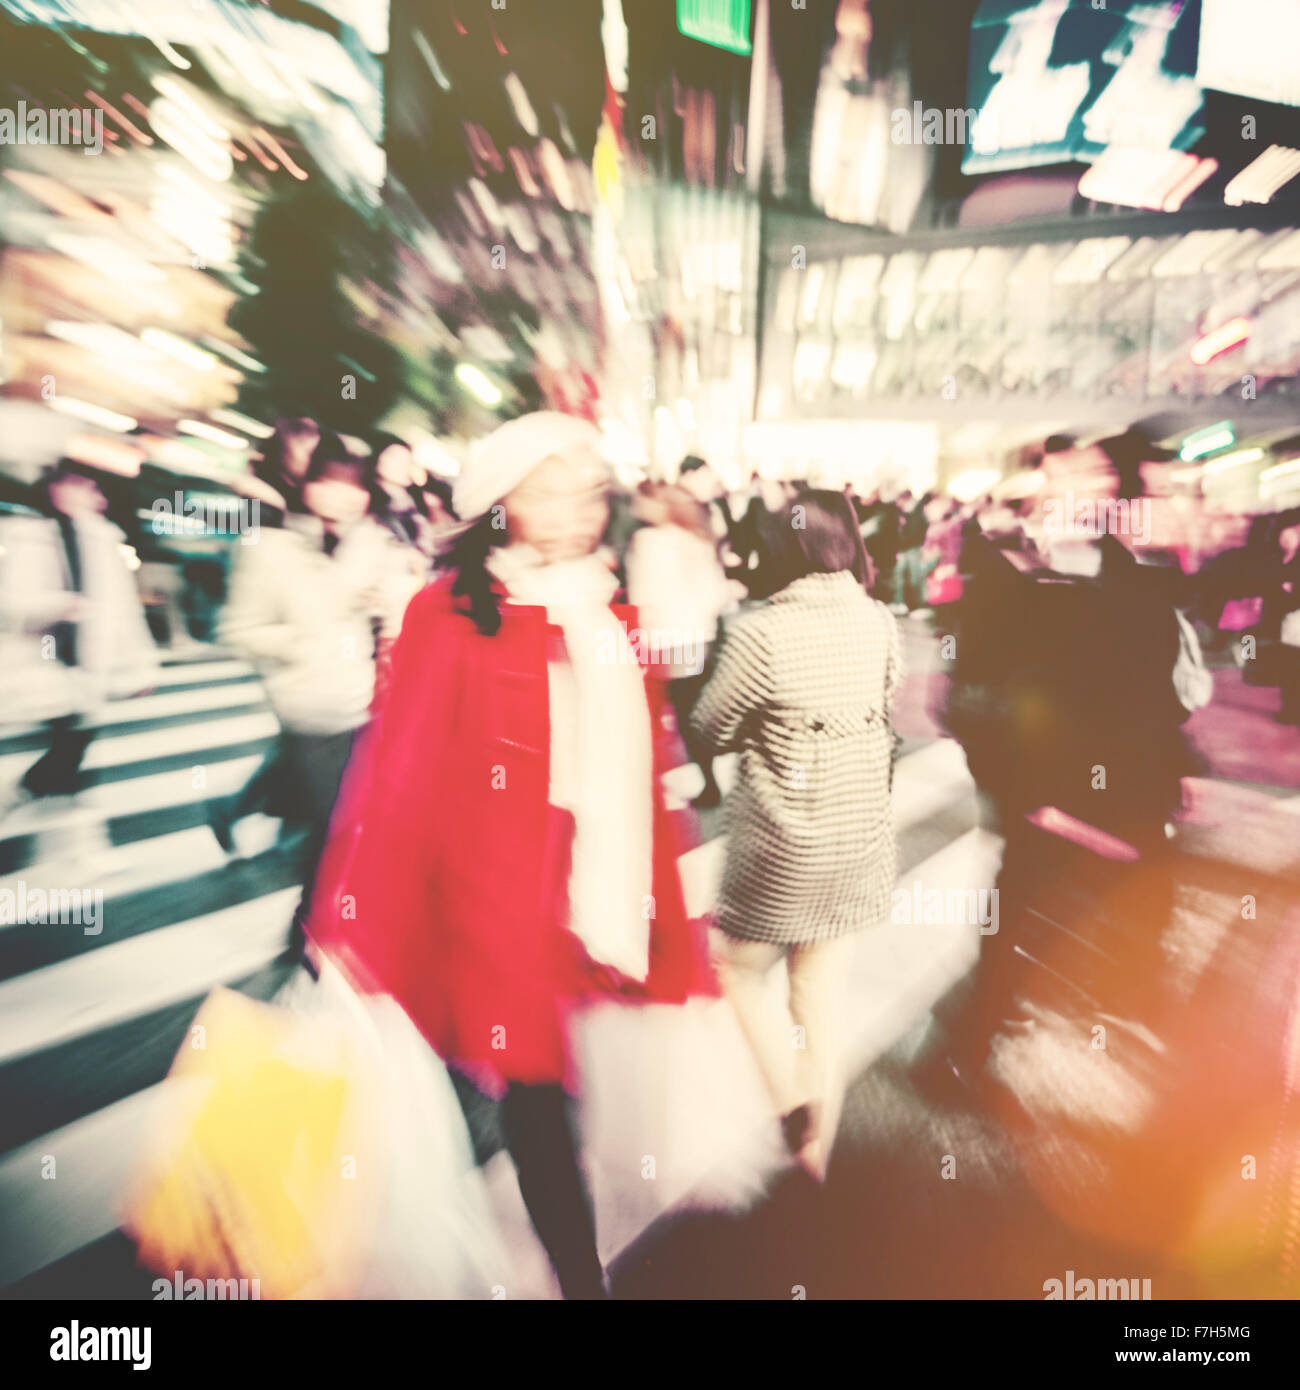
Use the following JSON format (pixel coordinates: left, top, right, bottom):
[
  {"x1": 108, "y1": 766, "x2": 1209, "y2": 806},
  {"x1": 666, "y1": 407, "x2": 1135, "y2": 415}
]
[
  {"x1": 626, "y1": 481, "x2": 739, "y2": 808},
  {"x1": 304, "y1": 412, "x2": 716, "y2": 1298},
  {"x1": 866, "y1": 494, "x2": 903, "y2": 607},
  {"x1": 1268, "y1": 524, "x2": 1300, "y2": 724},
  {"x1": 692, "y1": 490, "x2": 903, "y2": 1179},
  {"x1": 940, "y1": 533, "x2": 1196, "y2": 1086},
  {"x1": 893, "y1": 491, "x2": 933, "y2": 612},
  {"x1": 923, "y1": 496, "x2": 965, "y2": 609}
]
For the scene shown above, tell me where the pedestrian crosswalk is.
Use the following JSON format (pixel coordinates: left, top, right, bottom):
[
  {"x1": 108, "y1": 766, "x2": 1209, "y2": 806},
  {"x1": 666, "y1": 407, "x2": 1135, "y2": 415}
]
[{"x1": 0, "y1": 641, "x2": 993, "y2": 1295}]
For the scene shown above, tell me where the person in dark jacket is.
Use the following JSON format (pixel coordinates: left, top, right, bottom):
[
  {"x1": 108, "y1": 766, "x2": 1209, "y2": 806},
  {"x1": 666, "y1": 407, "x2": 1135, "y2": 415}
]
[
  {"x1": 893, "y1": 491, "x2": 934, "y2": 611},
  {"x1": 1268, "y1": 524, "x2": 1300, "y2": 724},
  {"x1": 936, "y1": 533, "x2": 1197, "y2": 1088}
]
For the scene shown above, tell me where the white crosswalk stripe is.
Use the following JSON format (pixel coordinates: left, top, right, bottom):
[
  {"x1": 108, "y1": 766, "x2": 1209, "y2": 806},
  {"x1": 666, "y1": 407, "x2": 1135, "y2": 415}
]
[
  {"x1": 151, "y1": 658, "x2": 257, "y2": 689},
  {"x1": 0, "y1": 710, "x2": 278, "y2": 786},
  {"x1": 0, "y1": 818, "x2": 283, "y2": 919},
  {"x1": 0, "y1": 680, "x2": 266, "y2": 741},
  {"x1": 0, "y1": 887, "x2": 300, "y2": 1067},
  {"x1": 0, "y1": 755, "x2": 268, "y2": 841}
]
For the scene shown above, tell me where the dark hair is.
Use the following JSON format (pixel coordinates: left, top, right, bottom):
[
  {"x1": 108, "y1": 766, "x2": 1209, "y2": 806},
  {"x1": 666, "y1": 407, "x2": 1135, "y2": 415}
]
[
  {"x1": 436, "y1": 486, "x2": 619, "y2": 638},
  {"x1": 761, "y1": 488, "x2": 877, "y2": 593},
  {"x1": 39, "y1": 459, "x2": 105, "y2": 514},
  {"x1": 678, "y1": 455, "x2": 709, "y2": 475},
  {"x1": 363, "y1": 432, "x2": 415, "y2": 522},
  {"x1": 422, "y1": 475, "x2": 456, "y2": 518},
  {"x1": 367, "y1": 431, "x2": 407, "y2": 460},
  {"x1": 438, "y1": 513, "x2": 505, "y2": 636},
  {"x1": 45, "y1": 457, "x2": 102, "y2": 486},
  {"x1": 303, "y1": 431, "x2": 370, "y2": 489},
  {"x1": 254, "y1": 416, "x2": 317, "y2": 487}
]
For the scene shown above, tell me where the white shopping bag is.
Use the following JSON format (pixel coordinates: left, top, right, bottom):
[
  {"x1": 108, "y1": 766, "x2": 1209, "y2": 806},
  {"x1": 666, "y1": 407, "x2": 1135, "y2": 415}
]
[{"x1": 279, "y1": 958, "x2": 509, "y2": 1299}]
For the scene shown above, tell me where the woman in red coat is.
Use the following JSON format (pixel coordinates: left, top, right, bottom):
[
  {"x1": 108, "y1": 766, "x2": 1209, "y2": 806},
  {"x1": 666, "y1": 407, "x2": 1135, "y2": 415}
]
[{"x1": 307, "y1": 412, "x2": 715, "y2": 1298}]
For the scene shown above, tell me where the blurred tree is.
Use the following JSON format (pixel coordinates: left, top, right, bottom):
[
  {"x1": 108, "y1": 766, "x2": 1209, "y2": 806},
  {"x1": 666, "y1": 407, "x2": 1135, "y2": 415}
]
[
  {"x1": 231, "y1": 185, "x2": 404, "y2": 434},
  {"x1": 395, "y1": 340, "x2": 461, "y2": 436}
]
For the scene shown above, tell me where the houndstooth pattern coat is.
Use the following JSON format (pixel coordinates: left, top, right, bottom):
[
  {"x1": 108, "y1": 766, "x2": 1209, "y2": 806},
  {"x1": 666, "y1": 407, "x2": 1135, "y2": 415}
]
[{"x1": 692, "y1": 570, "x2": 904, "y2": 945}]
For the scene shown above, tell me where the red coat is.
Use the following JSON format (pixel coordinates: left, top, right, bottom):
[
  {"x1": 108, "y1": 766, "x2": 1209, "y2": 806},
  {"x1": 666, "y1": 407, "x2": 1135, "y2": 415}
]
[{"x1": 307, "y1": 574, "x2": 718, "y2": 1096}]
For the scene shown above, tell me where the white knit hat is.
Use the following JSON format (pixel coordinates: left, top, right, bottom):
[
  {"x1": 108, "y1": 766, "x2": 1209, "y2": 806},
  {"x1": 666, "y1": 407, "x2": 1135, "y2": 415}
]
[{"x1": 452, "y1": 411, "x2": 606, "y2": 523}]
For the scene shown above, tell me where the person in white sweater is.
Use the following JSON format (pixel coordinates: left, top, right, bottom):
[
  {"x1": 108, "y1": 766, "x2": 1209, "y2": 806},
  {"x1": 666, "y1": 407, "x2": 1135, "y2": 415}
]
[
  {"x1": 214, "y1": 438, "x2": 422, "y2": 945},
  {"x1": 625, "y1": 481, "x2": 739, "y2": 807},
  {"x1": 0, "y1": 462, "x2": 160, "y2": 816}
]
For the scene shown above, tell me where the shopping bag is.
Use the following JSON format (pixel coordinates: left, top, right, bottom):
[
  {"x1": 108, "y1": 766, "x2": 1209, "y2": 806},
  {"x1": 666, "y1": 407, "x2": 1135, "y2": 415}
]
[
  {"x1": 122, "y1": 981, "x2": 384, "y2": 1299},
  {"x1": 280, "y1": 958, "x2": 510, "y2": 1298},
  {"x1": 347, "y1": 990, "x2": 509, "y2": 1298},
  {"x1": 123, "y1": 961, "x2": 509, "y2": 1299},
  {"x1": 1173, "y1": 610, "x2": 1213, "y2": 712}
]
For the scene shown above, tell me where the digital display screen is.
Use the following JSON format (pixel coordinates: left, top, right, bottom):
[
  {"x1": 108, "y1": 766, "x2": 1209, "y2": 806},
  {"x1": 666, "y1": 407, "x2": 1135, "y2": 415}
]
[{"x1": 962, "y1": 0, "x2": 1203, "y2": 175}]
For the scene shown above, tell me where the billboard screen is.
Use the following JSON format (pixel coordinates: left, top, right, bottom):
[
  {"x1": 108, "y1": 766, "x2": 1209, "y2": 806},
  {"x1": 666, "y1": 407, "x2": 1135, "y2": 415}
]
[{"x1": 962, "y1": 0, "x2": 1204, "y2": 175}]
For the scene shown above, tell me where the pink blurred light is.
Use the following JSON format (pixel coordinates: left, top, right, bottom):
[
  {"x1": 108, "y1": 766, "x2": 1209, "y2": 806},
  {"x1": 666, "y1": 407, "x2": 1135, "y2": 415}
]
[{"x1": 1025, "y1": 806, "x2": 1142, "y2": 862}]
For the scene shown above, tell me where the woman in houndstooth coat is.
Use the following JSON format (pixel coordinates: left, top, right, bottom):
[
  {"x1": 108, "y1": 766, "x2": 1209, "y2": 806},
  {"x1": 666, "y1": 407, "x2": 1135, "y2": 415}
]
[{"x1": 692, "y1": 489, "x2": 903, "y2": 1179}]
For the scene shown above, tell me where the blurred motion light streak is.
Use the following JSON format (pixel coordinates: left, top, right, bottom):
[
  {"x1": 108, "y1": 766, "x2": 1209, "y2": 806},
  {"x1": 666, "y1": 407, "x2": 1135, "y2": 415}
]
[
  {"x1": 1179, "y1": 424, "x2": 1236, "y2": 462},
  {"x1": 211, "y1": 409, "x2": 273, "y2": 440},
  {"x1": 454, "y1": 363, "x2": 502, "y2": 406},
  {"x1": 140, "y1": 330, "x2": 217, "y2": 372},
  {"x1": 177, "y1": 419, "x2": 249, "y2": 450},
  {"x1": 1203, "y1": 448, "x2": 1264, "y2": 477},
  {"x1": 1190, "y1": 318, "x2": 1252, "y2": 366},
  {"x1": 1224, "y1": 146, "x2": 1300, "y2": 207},
  {"x1": 48, "y1": 397, "x2": 137, "y2": 432}
]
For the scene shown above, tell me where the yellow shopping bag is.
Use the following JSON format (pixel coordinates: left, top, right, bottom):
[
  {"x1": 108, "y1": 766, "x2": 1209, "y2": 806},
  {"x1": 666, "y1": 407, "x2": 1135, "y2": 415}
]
[{"x1": 122, "y1": 985, "x2": 382, "y2": 1299}]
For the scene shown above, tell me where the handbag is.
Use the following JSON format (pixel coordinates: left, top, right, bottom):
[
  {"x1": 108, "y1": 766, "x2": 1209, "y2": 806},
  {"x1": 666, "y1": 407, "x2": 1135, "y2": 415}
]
[{"x1": 1173, "y1": 611, "x2": 1213, "y2": 712}]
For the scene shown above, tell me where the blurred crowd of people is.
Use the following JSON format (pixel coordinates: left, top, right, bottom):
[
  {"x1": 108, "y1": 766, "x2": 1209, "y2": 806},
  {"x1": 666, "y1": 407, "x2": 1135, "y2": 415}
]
[{"x1": 2, "y1": 407, "x2": 1299, "y2": 1298}]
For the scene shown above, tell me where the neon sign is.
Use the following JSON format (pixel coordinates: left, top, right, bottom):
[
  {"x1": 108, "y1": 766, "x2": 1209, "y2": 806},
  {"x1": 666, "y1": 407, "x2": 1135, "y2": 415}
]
[{"x1": 677, "y1": 0, "x2": 752, "y2": 57}]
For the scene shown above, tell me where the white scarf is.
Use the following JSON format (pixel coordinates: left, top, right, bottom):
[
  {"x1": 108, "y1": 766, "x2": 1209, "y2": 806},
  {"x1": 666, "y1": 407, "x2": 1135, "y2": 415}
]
[{"x1": 487, "y1": 544, "x2": 654, "y2": 982}]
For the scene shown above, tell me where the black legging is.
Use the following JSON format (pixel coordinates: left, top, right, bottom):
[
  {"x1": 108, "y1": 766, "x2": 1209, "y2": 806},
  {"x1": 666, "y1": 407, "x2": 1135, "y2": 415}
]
[
  {"x1": 22, "y1": 715, "x2": 94, "y2": 798},
  {"x1": 280, "y1": 729, "x2": 359, "y2": 960},
  {"x1": 500, "y1": 1082, "x2": 605, "y2": 1300},
  {"x1": 668, "y1": 668, "x2": 717, "y2": 798}
]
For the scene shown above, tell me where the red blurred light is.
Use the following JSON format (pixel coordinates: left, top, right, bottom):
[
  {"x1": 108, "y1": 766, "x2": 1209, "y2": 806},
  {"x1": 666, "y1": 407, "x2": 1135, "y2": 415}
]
[
  {"x1": 85, "y1": 90, "x2": 153, "y2": 146},
  {"x1": 253, "y1": 129, "x2": 308, "y2": 181},
  {"x1": 1026, "y1": 807, "x2": 1141, "y2": 862},
  {"x1": 1190, "y1": 317, "x2": 1252, "y2": 366}
]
